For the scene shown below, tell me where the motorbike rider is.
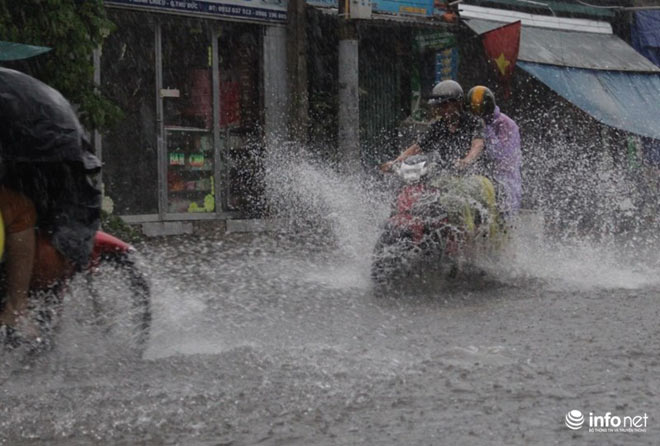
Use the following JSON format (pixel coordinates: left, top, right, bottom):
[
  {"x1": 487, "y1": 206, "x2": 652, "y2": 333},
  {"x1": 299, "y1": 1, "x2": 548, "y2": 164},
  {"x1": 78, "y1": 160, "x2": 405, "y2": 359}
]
[
  {"x1": 380, "y1": 79, "x2": 485, "y2": 173},
  {"x1": 457, "y1": 85, "x2": 522, "y2": 217}
]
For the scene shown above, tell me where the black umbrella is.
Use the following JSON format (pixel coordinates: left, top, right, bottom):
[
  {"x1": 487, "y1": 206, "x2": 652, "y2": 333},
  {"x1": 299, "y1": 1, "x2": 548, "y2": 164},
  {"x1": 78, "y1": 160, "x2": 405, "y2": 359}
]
[
  {"x1": 0, "y1": 67, "x2": 102, "y2": 268},
  {"x1": 0, "y1": 67, "x2": 100, "y2": 169}
]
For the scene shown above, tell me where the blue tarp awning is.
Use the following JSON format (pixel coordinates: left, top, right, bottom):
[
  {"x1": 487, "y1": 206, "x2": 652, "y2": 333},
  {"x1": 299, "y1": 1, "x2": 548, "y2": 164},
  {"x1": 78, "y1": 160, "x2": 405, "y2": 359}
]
[
  {"x1": 518, "y1": 61, "x2": 660, "y2": 140},
  {"x1": 632, "y1": 11, "x2": 660, "y2": 68}
]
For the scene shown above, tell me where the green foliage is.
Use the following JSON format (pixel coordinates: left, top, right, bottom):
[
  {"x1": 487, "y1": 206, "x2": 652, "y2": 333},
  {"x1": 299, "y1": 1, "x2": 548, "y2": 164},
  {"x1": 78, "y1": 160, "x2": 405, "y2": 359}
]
[
  {"x1": 101, "y1": 210, "x2": 144, "y2": 244},
  {"x1": 0, "y1": 0, "x2": 123, "y2": 130}
]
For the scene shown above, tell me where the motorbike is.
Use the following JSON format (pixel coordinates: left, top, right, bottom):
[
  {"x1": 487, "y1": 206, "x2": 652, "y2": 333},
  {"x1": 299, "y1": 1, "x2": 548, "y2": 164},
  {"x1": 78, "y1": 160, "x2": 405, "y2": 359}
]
[
  {"x1": 1, "y1": 230, "x2": 151, "y2": 353},
  {"x1": 0, "y1": 67, "x2": 150, "y2": 353},
  {"x1": 83, "y1": 230, "x2": 151, "y2": 349},
  {"x1": 371, "y1": 153, "x2": 505, "y2": 284}
]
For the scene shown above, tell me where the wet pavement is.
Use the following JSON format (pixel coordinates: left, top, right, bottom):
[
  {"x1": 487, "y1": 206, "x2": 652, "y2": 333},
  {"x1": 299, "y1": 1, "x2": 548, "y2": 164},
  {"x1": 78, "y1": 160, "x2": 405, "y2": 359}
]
[{"x1": 2, "y1": 225, "x2": 660, "y2": 445}]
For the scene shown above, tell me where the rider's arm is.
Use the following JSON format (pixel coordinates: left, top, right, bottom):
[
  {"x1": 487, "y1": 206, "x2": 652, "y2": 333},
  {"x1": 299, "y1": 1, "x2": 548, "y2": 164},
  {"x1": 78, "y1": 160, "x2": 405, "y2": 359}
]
[
  {"x1": 380, "y1": 143, "x2": 422, "y2": 172},
  {"x1": 457, "y1": 116, "x2": 486, "y2": 169},
  {"x1": 0, "y1": 187, "x2": 38, "y2": 327},
  {"x1": 457, "y1": 137, "x2": 485, "y2": 168},
  {"x1": 396, "y1": 143, "x2": 422, "y2": 162}
]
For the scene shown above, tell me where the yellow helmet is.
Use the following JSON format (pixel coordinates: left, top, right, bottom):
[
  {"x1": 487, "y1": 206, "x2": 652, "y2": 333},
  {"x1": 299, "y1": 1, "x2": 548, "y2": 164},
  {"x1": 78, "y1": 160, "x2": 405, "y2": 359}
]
[{"x1": 467, "y1": 85, "x2": 496, "y2": 117}]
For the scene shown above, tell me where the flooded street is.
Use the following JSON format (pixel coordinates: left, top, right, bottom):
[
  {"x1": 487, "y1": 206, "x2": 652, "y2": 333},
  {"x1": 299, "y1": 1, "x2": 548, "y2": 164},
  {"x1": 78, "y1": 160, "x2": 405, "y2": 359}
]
[
  {"x1": 3, "y1": 224, "x2": 660, "y2": 445},
  {"x1": 3, "y1": 1, "x2": 660, "y2": 444}
]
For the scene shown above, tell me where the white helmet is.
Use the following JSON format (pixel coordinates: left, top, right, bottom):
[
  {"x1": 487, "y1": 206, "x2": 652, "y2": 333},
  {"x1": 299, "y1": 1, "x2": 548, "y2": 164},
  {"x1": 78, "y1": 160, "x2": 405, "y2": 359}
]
[{"x1": 427, "y1": 80, "x2": 464, "y2": 106}]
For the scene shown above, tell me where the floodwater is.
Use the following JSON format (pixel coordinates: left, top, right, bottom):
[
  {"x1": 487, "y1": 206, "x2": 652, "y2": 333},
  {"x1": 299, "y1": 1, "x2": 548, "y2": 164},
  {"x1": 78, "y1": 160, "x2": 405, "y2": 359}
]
[{"x1": 3, "y1": 156, "x2": 660, "y2": 445}]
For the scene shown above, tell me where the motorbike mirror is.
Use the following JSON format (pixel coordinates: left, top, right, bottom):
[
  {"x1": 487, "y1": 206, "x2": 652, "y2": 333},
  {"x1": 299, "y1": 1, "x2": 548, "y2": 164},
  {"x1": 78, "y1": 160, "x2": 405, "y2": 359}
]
[{"x1": 403, "y1": 154, "x2": 428, "y2": 165}]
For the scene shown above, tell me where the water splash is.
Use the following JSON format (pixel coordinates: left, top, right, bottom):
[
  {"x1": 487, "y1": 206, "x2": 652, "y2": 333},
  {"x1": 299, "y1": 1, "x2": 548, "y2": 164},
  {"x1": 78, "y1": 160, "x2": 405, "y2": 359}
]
[
  {"x1": 479, "y1": 212, "x2": 660, "y2": 291},
  {"x1": 261, "y1": 141, "x2": 660, "y2": 293},
  {"x1": 263, "y1": 145, "x2": 390, "y2": 279}
]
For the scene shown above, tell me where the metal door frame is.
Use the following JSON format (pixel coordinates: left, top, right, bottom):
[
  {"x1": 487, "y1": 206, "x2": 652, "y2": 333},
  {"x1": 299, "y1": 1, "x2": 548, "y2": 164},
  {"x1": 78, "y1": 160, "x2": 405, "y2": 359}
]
[{"x1": 155, "y1": 18, "x2": 237, "y2": 220}]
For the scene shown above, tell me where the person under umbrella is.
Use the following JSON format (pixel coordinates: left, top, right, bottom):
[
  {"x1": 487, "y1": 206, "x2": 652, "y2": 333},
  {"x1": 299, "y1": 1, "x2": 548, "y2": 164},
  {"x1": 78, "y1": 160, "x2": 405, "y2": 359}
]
[{"x1": 0, "y1": 67, "x2": 101, "y2": 344}]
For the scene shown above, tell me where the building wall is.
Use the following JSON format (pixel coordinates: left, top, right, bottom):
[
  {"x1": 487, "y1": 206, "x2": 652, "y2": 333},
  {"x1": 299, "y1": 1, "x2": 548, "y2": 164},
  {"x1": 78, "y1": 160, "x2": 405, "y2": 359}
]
[{"x1": 100, "y1": 8, "x2": 277, "y2": 221}]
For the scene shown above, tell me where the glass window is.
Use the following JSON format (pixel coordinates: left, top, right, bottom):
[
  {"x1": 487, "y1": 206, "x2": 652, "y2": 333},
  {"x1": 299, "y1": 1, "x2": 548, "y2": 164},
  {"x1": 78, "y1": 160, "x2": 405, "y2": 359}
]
[{"x1": 162, "y1": 19, "x2": 216, "y2": 214}]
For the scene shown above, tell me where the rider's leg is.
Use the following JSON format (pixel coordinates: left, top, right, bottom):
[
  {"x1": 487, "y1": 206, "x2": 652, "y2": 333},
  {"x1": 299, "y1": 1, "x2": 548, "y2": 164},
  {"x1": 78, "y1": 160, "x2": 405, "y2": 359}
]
[
  {"x1": 0, "y1": 228, "x2": 35, "y2": 328},
  {"x1": 31, "y1": 234, "x2": 74, "y2": 290}
]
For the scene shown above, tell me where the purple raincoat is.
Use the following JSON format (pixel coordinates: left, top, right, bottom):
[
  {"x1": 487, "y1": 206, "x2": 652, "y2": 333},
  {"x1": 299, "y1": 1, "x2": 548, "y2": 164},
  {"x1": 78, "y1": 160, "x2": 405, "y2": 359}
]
[{"x1": 483, "y1": 106, "x2": 522, "y2": 214}]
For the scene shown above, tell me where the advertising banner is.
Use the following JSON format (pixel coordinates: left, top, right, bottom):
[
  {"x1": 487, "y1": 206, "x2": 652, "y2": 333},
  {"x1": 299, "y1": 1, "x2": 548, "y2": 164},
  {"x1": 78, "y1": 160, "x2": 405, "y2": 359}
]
[
  {"x1": 105, "y1": 0, "x2": 287, "y2": 23},
  {"x1": 435, "y1": 47, "x2": 458, "y2": 82},
  {"x1": 371, "y1": 0, "x2": 434, "y2": 17}
]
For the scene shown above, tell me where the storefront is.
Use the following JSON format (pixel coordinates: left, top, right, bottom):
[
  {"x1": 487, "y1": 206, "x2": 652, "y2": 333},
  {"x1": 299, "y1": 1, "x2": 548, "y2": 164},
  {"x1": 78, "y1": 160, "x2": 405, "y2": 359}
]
[{"x1": 99, "y1": 1, "x2": 288, "y2": 230}]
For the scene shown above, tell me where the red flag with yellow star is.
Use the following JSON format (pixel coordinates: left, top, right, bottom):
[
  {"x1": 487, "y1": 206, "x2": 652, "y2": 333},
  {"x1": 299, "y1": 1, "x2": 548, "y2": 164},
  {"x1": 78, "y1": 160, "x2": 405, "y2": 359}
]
[{"x1": 482, "y1": 20, "x2": 521, "y2": 97}]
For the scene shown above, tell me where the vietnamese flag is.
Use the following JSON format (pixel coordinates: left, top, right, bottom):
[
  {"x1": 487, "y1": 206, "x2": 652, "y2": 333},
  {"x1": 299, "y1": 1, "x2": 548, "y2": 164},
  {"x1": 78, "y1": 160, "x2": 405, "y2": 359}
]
[{"x1": 482, "y1": 20, "x2": 521, "y2": 97}]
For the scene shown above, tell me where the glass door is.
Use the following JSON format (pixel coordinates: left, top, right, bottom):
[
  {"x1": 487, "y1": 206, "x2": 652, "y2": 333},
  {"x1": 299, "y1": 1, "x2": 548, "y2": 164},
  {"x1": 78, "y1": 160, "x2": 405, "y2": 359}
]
[{"x1": 161, "y1": 20, "x2": 216, "y2": 215}]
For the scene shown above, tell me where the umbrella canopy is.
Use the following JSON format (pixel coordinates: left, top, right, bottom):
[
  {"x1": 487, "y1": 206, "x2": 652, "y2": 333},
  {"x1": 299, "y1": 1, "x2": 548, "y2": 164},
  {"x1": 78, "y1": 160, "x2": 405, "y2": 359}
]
[
  {"x1": 0, "y1": 67, "x2": 100, "y2": 170},
  {"x1": 0, "y1": 41, "x2": 51, "y2": 61}
]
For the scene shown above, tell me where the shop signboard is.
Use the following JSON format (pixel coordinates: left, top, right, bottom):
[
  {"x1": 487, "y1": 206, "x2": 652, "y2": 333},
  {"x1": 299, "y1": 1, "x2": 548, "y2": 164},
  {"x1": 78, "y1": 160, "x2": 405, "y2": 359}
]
[
  {"x1": 105, "y1": 0, "x2": 287, "y2": 23},
  {"x1": 371, "y1": 0, "x2": 434, "y2": 17},
  {"x1": 106, "y1": 0, "x2": 441, "y2": 20},
  {"x1": 306, "y1": 0, "x2": 337, "y2": 6},
  {"x1": 414, "y1": 32, "x2": 456, "y2": 52}
]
